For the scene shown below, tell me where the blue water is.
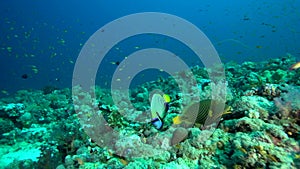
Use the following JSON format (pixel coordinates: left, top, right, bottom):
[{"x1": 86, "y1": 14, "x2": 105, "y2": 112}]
[{"x1": 1, "y1": 0, "x2": 299, "y2": 96}]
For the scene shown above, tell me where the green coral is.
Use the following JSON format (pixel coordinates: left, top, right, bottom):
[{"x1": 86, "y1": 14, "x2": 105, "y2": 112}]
[{"x1": 271, "y1": 69, "x2": 287, "y2": 83}]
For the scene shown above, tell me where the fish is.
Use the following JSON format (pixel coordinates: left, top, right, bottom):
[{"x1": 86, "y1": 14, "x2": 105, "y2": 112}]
[
  {"x1": 1, "y1": 90, "x2": 9, "y2": 95},
  {"x1": 119, "y1": 158, "x2": 128, "y2": 165},
  {"x1": 28, "y1": 65, "x2": 38, "y2": 74},
  {"x1": 110, "y1": 61, "x2": 120, "y2": 65},
  {"x1": 289, "y1": 62, "x2": 300, "y2": 70},
  {"x1": 172, "y1": 99, "x2": 231, "y2": 127},
  {"x1": 150, "y1": 93, "x2": 170, "y2": 130},
  {"x1": 171, "y1": 127, "x2": 188, "y2": 145},
  {"x1": 21, "y1": 74, "x2": 28, "y2": 79}
]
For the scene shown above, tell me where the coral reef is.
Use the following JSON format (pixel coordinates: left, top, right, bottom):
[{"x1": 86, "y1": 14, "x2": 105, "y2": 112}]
[{"x1": 0, "y1": 55, "x2": 299, "y2": 168}]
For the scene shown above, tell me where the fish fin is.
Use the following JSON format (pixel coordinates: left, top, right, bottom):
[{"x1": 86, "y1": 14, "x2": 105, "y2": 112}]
[
  {"x1": 163, "y1": 94, "x2": 171, "y2": 103},
  {"x1": 173, "y1": 116, "x2": 181, "y2": 124}
]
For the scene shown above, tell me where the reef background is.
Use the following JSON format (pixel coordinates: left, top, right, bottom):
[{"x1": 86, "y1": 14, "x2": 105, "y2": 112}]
[{"x1": 0, "y1": 55, "x2": 300, "y2": 168}]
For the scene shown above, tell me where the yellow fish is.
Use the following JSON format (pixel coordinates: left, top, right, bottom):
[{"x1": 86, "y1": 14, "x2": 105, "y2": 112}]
[{"x1": 289, "y1": 61, "x2": 300, "y2": 70}]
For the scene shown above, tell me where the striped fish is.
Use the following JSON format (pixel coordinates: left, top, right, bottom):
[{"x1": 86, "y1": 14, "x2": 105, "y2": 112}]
[{"x1": 173, "y1": 99, "x2": 231, "y2": 127}]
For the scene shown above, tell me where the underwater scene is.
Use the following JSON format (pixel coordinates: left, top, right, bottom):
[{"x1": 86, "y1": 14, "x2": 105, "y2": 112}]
[{"x1": 0, "y1": 0, "x2": 300, "y2": 169}]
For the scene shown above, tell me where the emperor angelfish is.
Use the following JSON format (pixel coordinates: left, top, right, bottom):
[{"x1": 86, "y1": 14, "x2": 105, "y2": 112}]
[
  {"x1": 150, "y1": 93, "x2": 170, "y2": 130},
  {"x1": 172, "y1": 99, "x2": 231, "y2": 127}
]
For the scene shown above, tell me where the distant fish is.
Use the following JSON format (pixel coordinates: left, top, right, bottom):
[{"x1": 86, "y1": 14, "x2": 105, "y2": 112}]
[
  {"x1": 242, "y1": 16, "x2": 250, "y2": 21},
  {"x1": 1, "y1": 90, "x2": 9, "y2": 95},
  {"x1": 289, "y1": 62, "x2": 300, "y2": 70},
  {"x1": 110, "y1": 61, "x2": 120, "y2": 65},
  {"x1": 173, "y1": 99, "x2": 231, "y2": 127},
  {"x1": 150, "y1": 93, "x2": 170, "y2": 130},
  {"x1": 28, "y1": 65, "x2": 38, "y2": 74},
  {"x1": 21, "y1": 74, "x2": 28, "y2": 79}
]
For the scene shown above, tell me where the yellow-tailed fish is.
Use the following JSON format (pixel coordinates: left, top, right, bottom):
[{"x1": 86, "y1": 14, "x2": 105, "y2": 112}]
[
  {"x1": 172, "y1": 99, "x2": 231, "y2": 127},
  {"x1": 150, "y1": 93, "x2": 170, "y2": 129},
  {"x1": 289, "y1": 61, "x2": 300, "y2": 70}
]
